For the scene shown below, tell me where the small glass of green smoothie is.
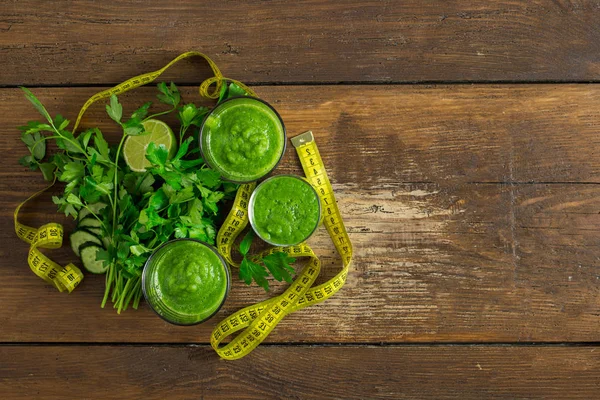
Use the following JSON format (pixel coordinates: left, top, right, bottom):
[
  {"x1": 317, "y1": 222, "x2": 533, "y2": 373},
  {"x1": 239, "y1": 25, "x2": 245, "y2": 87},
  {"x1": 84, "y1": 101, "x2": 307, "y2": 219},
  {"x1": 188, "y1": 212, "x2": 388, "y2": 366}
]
[
  {"x1": 200, "y1": 96, "x2": 286, "y2": 183},
  {"x1": 142, "y1": 239, "x2": 230, "y2": 325},
  {"x1": 249, "y1": 175, "x2": 321, "y2": 246}
]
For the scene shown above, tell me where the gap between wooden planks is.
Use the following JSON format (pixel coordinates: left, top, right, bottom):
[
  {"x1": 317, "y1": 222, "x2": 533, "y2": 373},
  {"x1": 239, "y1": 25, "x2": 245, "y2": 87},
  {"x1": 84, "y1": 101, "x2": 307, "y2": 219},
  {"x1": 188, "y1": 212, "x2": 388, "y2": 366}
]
[{"x1": 0, "y1": 85, "x2": 598, "y2": 343}]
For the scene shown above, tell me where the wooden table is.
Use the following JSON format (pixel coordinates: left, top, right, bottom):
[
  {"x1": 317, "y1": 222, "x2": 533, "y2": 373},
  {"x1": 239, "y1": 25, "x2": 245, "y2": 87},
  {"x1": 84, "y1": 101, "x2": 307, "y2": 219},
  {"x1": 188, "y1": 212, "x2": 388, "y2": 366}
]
[{"x1": 2, "y1": 1, "x2": 600, "y2": 398}]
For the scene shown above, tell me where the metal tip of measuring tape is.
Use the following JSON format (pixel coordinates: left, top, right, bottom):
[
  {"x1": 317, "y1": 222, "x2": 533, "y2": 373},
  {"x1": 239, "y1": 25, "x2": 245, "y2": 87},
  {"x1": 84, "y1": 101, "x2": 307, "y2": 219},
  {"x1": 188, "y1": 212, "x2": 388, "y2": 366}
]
[{"x1": 290, "y1": 131, "x2": 314, "y2": 148}]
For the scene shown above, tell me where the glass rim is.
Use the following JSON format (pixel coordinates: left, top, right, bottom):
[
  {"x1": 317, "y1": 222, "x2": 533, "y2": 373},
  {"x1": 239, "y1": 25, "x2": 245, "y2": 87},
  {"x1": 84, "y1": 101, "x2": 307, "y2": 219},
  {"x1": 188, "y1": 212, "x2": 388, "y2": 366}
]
[
  {"x1": 141, "y1": 238, "x2": 231, "y2": 326},
  {"x1": 248, "y1": 174, "x2": 322, "y2": 247},
  {"x1": 199, "y1": 96, "x2": 287, "y2": 184}
]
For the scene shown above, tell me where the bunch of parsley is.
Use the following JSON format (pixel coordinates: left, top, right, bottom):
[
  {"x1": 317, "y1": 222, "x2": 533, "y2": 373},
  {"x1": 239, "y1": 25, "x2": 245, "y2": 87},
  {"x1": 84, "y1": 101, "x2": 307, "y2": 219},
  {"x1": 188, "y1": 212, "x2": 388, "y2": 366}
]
[
  {"x1": 19, "y1": 83, "x2": 233, "y2": 312},
  {"x1": 19, "y1": 82, "x2": 298, "y2": 312}
]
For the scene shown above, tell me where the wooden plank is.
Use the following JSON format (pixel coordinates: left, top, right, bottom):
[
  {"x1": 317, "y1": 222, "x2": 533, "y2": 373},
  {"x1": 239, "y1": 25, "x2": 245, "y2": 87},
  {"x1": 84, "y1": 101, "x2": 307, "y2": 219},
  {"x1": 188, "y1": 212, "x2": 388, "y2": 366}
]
[
  {"x1": 4, "y1": 85, "x2": 600, "y2": 184},
  {"x1": 2, "y1": 182, "x2": 600, "y2": 343},
  {"x1": 1, "y1": 86, "x2": 600, "y2": 343},
  {"x1": 1, "y1": 345, "x2": 599, "y2": 399},
  {"x1": 2, "y1": 1, "x2": 600, "y2": 85}
]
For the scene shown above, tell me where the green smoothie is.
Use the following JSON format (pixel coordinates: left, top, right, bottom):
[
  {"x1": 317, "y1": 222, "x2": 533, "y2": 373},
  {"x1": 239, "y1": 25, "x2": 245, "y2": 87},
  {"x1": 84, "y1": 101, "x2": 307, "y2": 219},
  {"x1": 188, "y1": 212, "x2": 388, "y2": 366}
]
[
  {"x1": 250, "y1": 175, "x2": 321, "y2": 246},
  {"x1": 200, "y1": 97, "x2": 286, "y2": 182},
  {"x1": 143, "y1": 239, "x2": 229, "y2": 325}
]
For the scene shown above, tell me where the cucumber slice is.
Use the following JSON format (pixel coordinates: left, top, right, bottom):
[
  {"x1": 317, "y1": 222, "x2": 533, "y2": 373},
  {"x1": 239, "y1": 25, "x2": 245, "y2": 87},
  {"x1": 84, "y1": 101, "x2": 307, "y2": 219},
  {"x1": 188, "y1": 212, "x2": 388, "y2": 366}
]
[
  {"x1": 80, "y1": 242, "x2": 108, "y2": 274},
  {"x1": 79, "y1": 217, "x2": 103, "y2": 238},
  {"x1": 77, "y1": 217, "x2": 105, "y2": 242},
  {"x1": 70, "y1": 228, "x2": 102, "y2": 257},
  {"x1": 78, "y1": 218, "x2": 110, "y2": 248},
  {"x1": 86, "y1": 227, "x2": 102, "y2": 237},
  {"x1": 78, "y1": 216, "x2": 102, "y2": 229},
  {"x1": 78, "y1": 202, "x2": 108, "y2": 221}
]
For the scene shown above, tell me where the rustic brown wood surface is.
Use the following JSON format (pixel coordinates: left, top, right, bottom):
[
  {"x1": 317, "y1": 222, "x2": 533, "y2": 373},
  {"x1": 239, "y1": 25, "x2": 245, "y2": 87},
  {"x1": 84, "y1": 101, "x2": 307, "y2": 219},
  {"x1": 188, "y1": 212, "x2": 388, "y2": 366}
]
[
  {"x1": 2, "y1": 1, "x2": 600, "y2": 399},
  {"x1": 1, "y1": 345, "x2": 600, "y2": 400},
  {"x1": 2, "y1": 1, "x2": 600, "y2": 85},
  {"x1": 2, "y1": 85, "x2": 600, "y2": 346}
]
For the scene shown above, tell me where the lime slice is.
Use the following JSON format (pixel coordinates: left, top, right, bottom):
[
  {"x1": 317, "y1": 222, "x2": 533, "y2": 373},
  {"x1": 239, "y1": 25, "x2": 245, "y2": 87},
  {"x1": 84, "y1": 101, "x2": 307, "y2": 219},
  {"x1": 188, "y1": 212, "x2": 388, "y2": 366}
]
[{"x1": 123, "y1": 119, "x2": 177, "y2": 172}]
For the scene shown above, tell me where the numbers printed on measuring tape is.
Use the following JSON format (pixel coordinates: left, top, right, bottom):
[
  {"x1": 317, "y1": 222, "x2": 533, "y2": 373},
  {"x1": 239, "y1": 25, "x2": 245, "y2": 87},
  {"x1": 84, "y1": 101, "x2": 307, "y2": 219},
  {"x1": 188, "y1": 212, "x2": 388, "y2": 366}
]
[
  {"x1": 15, "y1": 180, "x2": 84, "y2": 293},
  {"x1": 211, "y1": 130, "x2": 353, "y2": 360},
  {"x1": 216, "y1": 182, "x2": 255, "y2": 268}
]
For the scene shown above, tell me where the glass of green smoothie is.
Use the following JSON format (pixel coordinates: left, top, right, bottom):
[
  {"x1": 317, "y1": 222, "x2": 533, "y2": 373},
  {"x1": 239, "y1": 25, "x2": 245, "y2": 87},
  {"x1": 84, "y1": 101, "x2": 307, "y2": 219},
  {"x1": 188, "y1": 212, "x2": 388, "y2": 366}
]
[
  {"x1": 249, "y1": 175, "x2": 321, "y2": 246},
  {"x1": 200, "y1": 97, "x2": 286, "y2": 183},
  {"x1": 142, "y1": 239, "x2": 230, "y2": 325}
]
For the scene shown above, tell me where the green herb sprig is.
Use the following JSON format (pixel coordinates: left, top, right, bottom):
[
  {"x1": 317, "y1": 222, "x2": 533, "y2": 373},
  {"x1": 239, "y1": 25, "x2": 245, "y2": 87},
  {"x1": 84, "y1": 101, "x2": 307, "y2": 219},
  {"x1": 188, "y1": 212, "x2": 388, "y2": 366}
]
[
  {"x1": 19, "y1": 83, "x2": 221, "y2": 312},
  {"x1": 238, "y1": 230, "x2": 296, "y2": 291}
]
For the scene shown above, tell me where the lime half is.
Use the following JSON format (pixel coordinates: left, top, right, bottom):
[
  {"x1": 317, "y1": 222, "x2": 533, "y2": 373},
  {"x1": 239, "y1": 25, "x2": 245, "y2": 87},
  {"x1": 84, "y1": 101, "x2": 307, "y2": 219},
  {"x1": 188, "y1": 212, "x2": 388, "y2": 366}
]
[{"x1": 123, "y1": 119, "x2": 177, "y2": 172}]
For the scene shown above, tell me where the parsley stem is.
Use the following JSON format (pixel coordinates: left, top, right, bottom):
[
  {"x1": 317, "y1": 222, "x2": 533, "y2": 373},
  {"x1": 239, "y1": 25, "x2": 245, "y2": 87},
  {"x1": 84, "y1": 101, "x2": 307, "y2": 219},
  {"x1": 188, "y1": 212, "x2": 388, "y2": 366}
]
[
  {"x1": 133, "y1": 285, "x2": 143, "y2": 309},
  {"x1": 116, "y1": 277, "x2": 133, "y2": 314},
  {"x1": 101, "y1": 264, "x2": 114, "y2": 308},
  {"x1": 179, "y1": 124, "x2": 191, "y2": 146},
  {"x1": 105, "y1": 133, "x2": 128, "y2": 308},
  {"x1": 144, "y1": 107, "x2": 176, "y2": 122},
  {"x1": 111, "y1": 134, "x2": 128, "y2": 237},
  {"x1": 122, "y1": 276, "x2": 140, "y2": 311},
  {"x1": 112, "y1": 270, "x2": 122, "y2": 303}
]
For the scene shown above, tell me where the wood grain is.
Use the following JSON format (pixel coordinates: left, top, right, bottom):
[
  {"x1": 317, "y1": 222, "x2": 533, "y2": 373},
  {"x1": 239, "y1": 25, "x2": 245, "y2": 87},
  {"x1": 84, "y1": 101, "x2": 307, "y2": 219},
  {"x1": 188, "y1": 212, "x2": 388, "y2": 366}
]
[
  {"x1": 1, "y1": 86, "x2": 599, "y2": 343},
  {"x1": 1, "y1": 345, "x2": 599, "y2": 399},
  {"x1": 4, "y1": 85, "x2": 600, "y2": 184},
  {"x1": 4, "y1": 2, "x2": 599, "y2": 396},
  {"x1": 2, "y1": 1, "x2": 600, "y2": 85}
]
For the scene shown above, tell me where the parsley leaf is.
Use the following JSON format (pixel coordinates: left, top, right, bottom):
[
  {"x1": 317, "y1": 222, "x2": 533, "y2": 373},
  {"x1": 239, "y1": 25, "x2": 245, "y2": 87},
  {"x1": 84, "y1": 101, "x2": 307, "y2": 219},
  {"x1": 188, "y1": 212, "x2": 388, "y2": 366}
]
[
  {"x1": 196, "y1": 168, "x2": 222, "y2": 189},
  {"x1": 218, "y1": 82, "x2": 249, "y2": 105},
  {"x1": 59, "y1": 161, "x2": 84, "y2": 182},
  {"x1": 38, "y1": 162, "x2": 56, "y2": 181},
  {"x1": 240, "y1": 257, "x2": 269, "y2": 291},
  {"x1": 21, "y1": 87, "x2": 53, "y2": 124},
  {"x1": 146, "y1": 142, "x2": 169, "y2": 168},
  {"x1": 239, "y1": 230, "x2": 254, "y2": 256},
  {"x1": 106, "y1": 94, "x2": 123, "y2": 123},
  {"x1": 237, "y1": 230, "x2": 297, "y2": 291},
  {"x1": 157, "y1": 82, "x2": 181, "y2": 107},
  {"x1": 93, "y1": 129, "x2": 110, "y2": 160},
  {"x1": 131, "y1": 102, "x2": 152, "y2": 120},
  {"x1": 262, "y1": 252, "x2": 296, "y2": 283},
  {"x1": 178, "y1": 103, "x2": 208, "y2": 128},
  {"x1": 20, "y1": 130, "x2": 46, "y2": 161}
]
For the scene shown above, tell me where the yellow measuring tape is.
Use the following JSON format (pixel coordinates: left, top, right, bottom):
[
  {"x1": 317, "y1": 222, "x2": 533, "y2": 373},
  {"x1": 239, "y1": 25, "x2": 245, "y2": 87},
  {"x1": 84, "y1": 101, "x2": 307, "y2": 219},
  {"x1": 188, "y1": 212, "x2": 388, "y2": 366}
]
[
  {"x1": 17, "y1": 52, "x2": 352, "y2": 360},
  {"x1": 16, "y1": 51, "x2": 252, "y2": 291},
  {"x1": 14, "y1": 179, "x2": 83, "y2": 292},
  {"x1": 72, "y1": 51, "x2": 256, "y2": 133},
  {"x1": 211, "y1": 130, "x2": 352, "y2": 360}
]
